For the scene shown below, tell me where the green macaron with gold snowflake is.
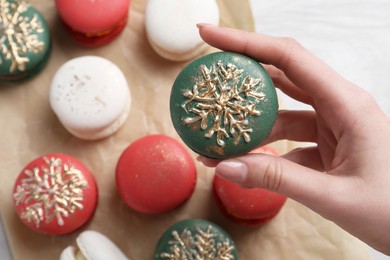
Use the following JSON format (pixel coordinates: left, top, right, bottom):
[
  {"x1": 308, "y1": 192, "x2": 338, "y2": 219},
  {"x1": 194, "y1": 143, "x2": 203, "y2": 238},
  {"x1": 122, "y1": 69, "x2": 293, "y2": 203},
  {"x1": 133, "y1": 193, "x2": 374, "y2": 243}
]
[
  {"x1": 0, "y1": 0, "x2": 51, "y2": 83},
  {"x1": 170, "y1": 51, "x2": 278, "y2": 159},
  {"x1": 154, "y1": 219, "x2": 238, "y2": 259}
]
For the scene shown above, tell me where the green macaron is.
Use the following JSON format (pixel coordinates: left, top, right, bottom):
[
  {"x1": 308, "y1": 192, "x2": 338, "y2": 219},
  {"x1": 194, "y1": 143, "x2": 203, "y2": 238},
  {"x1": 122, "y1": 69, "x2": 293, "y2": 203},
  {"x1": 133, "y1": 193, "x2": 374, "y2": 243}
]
[
  {"x1": 154, "y1": 219, "x2": 238, "y2": 259},
  {"x1": 0, "y1": 0, "x2": 51, "y2": 83},
  {"x1": 170, "y1": 51, "x2": 278, "y2": 159}
]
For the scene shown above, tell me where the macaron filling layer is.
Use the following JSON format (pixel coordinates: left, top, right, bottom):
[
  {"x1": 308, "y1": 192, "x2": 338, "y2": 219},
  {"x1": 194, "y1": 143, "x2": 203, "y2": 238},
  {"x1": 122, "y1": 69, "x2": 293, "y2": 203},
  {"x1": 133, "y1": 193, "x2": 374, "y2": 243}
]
[{"x1": 50, "y1": 56, "x2": 131, "y2": 140}]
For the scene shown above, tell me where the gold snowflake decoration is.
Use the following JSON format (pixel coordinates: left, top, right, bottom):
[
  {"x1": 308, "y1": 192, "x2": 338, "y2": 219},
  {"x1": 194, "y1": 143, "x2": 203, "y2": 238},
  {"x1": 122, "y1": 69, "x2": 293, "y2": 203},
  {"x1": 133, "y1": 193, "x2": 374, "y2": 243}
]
[
  {"x1": 181, "y1": 60, "x2": 266, "y2": 147},
  {"x1": 13, "y1": 157, "x2": 87, "y2": 228},
  {"x1": 160, "y1": 225, "x2": 235, "y2": 260},
  {"x1": 0, "y1": 0, "x2": 45, "y2": 73}
]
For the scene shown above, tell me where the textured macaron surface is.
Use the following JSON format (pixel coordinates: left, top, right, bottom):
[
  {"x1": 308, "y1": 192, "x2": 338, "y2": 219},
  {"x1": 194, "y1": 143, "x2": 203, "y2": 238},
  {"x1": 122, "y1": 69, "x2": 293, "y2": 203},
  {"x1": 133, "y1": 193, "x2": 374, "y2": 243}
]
[
  {"x1": 116, "y1": 134, "x2": 196, "y2": 214},
  {"x1": 214, "y1": 145, "x2": 286, "y2": 225},
  {"x1": 154, "y1": 219, "x2": 238, "y2": 259},
  {"x1": 12, "y1": 153, "x2": 98, "y2": 235},
  {"x1": 170, "y1": 51, "x2": 278, "y2": 159},
  {"x1": 145, "y1": 0, "x2": 219, "y2": 53},
  {"x1": 214, "y1": 175, "x2": 287, "y2": 224},
  {"x1": 55, "y1": 0, "x2": 130, "y2": 33},
  {"x1": 50, "y1": 56, "x2": 130, "y2": 131},
  {"x1": 0, "y1": 0, "x2": 51, "y2": 81}
]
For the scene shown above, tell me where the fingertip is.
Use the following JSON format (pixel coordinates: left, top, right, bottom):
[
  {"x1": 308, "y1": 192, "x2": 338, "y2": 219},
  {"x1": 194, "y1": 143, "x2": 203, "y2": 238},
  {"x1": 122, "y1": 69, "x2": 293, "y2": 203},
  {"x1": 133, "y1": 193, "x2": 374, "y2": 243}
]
[
  {"x1": 215, "y1": 160, "x2": 248, "y2": 183},
  {"x1": 196, "y1": 23, "x2": 218, "y2": 29}
]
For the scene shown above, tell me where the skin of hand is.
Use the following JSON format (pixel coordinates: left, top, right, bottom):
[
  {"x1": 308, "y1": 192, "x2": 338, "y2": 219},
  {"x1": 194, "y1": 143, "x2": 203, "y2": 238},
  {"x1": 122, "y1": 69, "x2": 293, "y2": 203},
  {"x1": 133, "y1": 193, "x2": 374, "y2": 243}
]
[{"x1": 196, "y1": 24, "x2": 390, "y2": 255}]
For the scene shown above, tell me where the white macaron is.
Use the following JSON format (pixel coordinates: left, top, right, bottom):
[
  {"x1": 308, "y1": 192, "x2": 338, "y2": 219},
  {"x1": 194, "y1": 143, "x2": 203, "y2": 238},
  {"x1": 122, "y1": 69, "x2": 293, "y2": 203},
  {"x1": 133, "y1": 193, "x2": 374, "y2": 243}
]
[
  {"x1": 60, "y1": 230, "x2": 129, "y2": 260},
  {"x1": 145, "y1": 0, "x2": 220, "y2": 61},
  {"x1": 50, "y1": 56, "x2": 131, "y2": 140}
]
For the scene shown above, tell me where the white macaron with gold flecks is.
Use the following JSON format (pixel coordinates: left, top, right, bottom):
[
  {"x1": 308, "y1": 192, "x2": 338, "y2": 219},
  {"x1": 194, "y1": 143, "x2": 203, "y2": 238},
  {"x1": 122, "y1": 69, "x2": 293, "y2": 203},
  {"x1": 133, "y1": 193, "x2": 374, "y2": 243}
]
[
  {"x1": 145, "y1": 0, "x2": 220, "y2": 61},
  {"x1": 60, "y1": 230, "x2": 129, "y2": 260},
  {"x1": 50, "y1": 56, "x2": 131, "y2": 140}
]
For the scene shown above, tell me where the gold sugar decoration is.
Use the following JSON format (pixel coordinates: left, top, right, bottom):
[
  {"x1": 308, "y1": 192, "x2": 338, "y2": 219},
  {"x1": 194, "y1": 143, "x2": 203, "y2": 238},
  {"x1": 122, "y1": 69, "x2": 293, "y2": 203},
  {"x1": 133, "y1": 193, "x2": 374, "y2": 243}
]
[
  {"x1": 181, "y1": 60, "x2": 266, "y2": 147},
  {"x1": 160, "y1": 225, "x2": 235, "y2": 260},
  {"x1": 0, "y1": 0, "x2": 45, "y2": 73},
  {"x1": 13, "y1": 157, "x2": 88, "y2": 228}
]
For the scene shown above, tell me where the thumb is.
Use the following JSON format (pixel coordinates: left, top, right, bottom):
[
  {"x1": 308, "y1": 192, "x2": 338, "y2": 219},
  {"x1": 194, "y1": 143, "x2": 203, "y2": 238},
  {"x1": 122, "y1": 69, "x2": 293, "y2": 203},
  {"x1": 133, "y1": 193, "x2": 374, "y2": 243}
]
[{"x1": 215, "y1": 153, "x2": 338, "y2": 213}]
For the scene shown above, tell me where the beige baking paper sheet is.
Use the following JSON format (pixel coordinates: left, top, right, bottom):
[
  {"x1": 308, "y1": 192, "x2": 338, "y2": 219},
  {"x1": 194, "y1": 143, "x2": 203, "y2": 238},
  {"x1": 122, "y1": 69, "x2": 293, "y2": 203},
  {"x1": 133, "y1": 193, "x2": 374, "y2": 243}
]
[{"x1": 0, "y1": 0, "x2": 370, "y2": 259}]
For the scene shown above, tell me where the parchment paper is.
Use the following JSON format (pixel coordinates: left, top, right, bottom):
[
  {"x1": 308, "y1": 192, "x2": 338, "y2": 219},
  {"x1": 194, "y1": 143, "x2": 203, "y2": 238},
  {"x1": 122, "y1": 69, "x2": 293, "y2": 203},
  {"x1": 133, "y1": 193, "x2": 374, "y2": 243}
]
[{"x1": 0, "y1": 0, "x2": 370, "y2": 259}]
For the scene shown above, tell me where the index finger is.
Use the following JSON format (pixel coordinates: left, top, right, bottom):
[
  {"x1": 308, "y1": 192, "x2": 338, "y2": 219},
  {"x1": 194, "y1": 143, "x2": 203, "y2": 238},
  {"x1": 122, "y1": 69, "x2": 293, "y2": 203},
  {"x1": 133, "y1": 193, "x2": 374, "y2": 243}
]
[{"x1": 197, "y1": 25, "x2": 353, "y2": 107}]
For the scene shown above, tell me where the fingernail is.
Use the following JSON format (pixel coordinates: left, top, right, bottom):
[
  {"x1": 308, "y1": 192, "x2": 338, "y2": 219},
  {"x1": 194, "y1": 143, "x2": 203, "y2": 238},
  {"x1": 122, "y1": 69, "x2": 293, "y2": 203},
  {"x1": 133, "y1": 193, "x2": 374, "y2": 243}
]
[
  {"x1": 216, "y1": 160, "x2": 247, "y2": 183},
  {"x1": 196, "y1": 23, "x2": 217, "y2": 29}
]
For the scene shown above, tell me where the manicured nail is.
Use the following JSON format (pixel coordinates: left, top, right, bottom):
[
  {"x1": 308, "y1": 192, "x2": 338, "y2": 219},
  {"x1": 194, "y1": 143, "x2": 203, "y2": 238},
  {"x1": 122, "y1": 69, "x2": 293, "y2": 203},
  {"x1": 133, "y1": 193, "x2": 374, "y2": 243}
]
[
  {"x1": 196, "y1": 23, "x2": 217, "y2": 29},
  {"x1": 216, "y1": 160, "x2": 247, "y2": 183}
]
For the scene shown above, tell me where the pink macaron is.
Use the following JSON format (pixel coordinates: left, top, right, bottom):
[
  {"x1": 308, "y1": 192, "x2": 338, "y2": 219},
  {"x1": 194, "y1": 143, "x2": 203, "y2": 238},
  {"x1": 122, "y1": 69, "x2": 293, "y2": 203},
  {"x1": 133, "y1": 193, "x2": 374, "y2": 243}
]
[{"x1": 55, "y1": 0, "x2": 130, "y2": 47}]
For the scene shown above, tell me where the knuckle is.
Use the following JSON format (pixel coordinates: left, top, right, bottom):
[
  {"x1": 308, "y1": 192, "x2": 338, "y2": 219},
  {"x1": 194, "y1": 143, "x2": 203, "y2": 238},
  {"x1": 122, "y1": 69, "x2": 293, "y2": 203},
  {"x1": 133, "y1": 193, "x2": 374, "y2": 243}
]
[
  {"x1": 280, "y1": 36, "x2": 301, "y2": 49},
  {"x1": 260, "y1": 159, "x2": 284, "y2": 192},
  {"x1": 275, "y1": 36, "x2": 304, "y2": 69}
]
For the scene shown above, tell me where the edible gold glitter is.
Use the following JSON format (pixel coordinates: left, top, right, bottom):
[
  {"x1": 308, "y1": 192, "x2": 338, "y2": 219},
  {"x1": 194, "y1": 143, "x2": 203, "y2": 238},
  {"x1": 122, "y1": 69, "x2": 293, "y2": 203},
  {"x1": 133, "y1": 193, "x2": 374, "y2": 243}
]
[
  {"x1": 0, "y1": 0, "x2": 45, "y2": 73},
  {"x1": 181, "y1": 61, "x2": 265, "y2": 147},
  {"x1": 160, "y1": 225, "x2": 235, "y2": 260},
  {"x1": 13, "y1": 157, "x2": 87, "y2": 228}
]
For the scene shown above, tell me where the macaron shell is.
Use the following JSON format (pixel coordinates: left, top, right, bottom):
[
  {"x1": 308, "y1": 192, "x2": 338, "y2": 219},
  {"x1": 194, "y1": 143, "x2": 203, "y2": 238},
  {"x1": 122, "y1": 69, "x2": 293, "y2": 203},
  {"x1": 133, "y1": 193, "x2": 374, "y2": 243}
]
[
  {"x1": 154, "y1": 219, "x2": 238, "y2": 259},
  {"x1": 116, "y1": 134, "x2": 197, "y2": 214},
  {"x1": 213, "y1": 145, "x2": 287, "y2": 225},
  {"x1": 12, "y1": 153, "x2": 98, "y2": 235},
  {"x1": 170, "y1": 51, "x2": 279, "y2": 159},
  {"x1": 145, "y1": 0, "x2": 219, "y2": 60},
  {"x1": 59, "y1": 246, "x2": 77, "y2": 260},
  {"x1": 76, "y1": 230, "x2": 128, "y2": 260},
  {"x1": 0, "y1": 0, "x2": 51, "y2": 82},
  {"x1": 55, "y1": 0, "x2": 130, "y2": 34},
  {"x1": 50, "y1": 56, "x2": 131, "y2": 140},
  {"x1": 213, "y1": 175, "x2": 287, "y2": 225}
]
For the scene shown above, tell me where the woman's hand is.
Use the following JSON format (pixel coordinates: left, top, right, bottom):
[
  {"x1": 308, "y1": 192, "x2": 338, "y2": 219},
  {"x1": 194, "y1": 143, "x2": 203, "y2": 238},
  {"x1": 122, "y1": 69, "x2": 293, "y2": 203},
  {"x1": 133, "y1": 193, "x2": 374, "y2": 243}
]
[{"x1": 197, "y1": 24, "x2": 390, "y2": 255}]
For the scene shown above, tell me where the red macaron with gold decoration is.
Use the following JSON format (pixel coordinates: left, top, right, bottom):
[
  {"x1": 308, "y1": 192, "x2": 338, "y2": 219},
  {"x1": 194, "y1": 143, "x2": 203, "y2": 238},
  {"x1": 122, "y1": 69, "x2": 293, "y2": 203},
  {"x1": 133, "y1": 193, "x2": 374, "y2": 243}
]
[
  {"x1": 213, "y1": 145, "x2": 287, "y2": 226},
  {"x1": 55, "y1": 0, "x2": 130, "y2": 47},
  {"x1": 12, "y1": 153, "x2": 98, "y2": 235},
  {"x1": 116, "y1": 134, "x2": 197, "y2": 214}
]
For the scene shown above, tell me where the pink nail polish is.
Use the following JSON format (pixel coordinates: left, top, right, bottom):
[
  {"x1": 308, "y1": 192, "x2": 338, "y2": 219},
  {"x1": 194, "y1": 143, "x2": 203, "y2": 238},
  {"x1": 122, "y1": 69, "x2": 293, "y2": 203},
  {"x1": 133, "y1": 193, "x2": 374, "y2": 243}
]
[
  {"x1": 196, "y1": 23, "x2": 217, "y2": 29},
  {"x1": 216, "y1": 160, "x2": 247, "y2": 183}
]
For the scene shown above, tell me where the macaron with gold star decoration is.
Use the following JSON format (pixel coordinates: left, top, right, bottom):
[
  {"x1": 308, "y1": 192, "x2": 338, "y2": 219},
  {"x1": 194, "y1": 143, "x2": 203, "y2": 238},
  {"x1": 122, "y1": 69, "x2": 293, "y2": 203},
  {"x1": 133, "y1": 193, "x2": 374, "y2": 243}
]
[
  {"x1": 12, "y1": 153, "x2": 98, "y2": 235},
  {"x1": 0, "y1": 0, "x2": 51, "y2": 83},
  {"x1": 170, "y1": 51, "x2": 279, "y2": 159},
  {"x1": 154, "y1": 219, "x2": 238, "y2": 259}
]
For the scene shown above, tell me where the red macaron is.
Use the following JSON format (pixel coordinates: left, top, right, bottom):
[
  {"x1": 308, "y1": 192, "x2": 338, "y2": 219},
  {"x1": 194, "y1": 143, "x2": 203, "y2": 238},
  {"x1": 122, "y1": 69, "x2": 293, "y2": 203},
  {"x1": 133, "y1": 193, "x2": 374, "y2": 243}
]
[
  {"x1": 55, "y1": 0, "x2": 130, "y2": 47},
  {"x1": 213, "y1": 145, "x2": 287, "y2": 226},
  {"x1": 116, "y1": 134, "x2": 197, "y2": 214},
  {"x1": 12, "y1": 153, "x2": 98, "y2": 235}
]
